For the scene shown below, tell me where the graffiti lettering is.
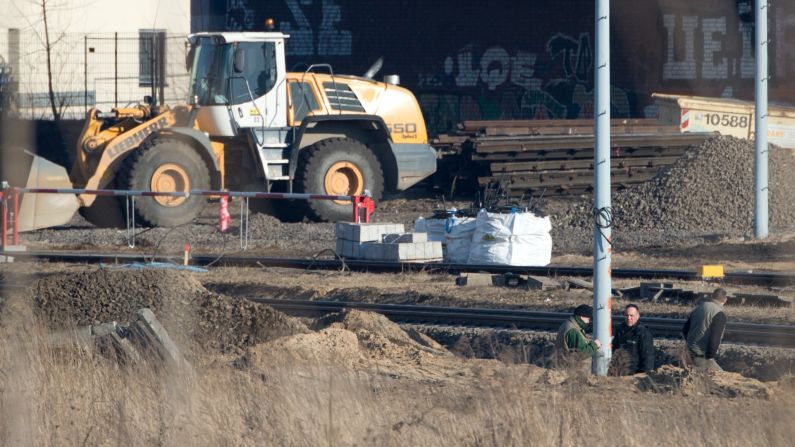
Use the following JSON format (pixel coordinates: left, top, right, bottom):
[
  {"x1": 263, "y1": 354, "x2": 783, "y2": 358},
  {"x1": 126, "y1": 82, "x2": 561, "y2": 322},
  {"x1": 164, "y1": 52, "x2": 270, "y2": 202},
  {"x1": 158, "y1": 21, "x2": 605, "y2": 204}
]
[
  {"x1": 663, "y1": 1, "x2": 795, "y2": 81},
  {"x1": 663, "y1": 15, "x2": 698, "y2": 80},
  {"x1": 445, "y1": 46, "x2": 541, "y2": 91},
  {"x1": 226, "y1": 0, "x2": 255, "y2": 31},
  {"x1": 425, "y1": 31, "x2": 630, "y2": 132},
  {"x1": 702, "y1": 17, "x2": 728, "y2": 79},
  {"x1": 279, "y1": 0, "x2": 352, "y2": 56},
  {"x1": 777, "y1": 13, "x2": 795, "y2": 78},
  {"x1": 282, "y1": 0, "x2": 314, "y2": 55}
]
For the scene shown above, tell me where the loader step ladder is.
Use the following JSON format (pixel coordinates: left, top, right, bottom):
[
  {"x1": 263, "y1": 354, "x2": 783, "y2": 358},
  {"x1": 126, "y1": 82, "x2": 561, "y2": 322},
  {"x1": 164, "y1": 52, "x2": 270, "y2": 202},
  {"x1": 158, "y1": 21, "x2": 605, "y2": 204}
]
[{"x1": 250, "y1": 128, "x2": 292, "y2": 182}]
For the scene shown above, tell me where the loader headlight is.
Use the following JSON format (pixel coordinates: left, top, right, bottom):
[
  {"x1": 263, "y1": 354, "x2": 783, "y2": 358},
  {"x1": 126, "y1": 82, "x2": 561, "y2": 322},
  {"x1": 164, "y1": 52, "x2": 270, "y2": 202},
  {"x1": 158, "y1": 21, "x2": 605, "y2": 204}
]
[{"x1": 264, "y1": 18, "x2": 275, "y2": 31}]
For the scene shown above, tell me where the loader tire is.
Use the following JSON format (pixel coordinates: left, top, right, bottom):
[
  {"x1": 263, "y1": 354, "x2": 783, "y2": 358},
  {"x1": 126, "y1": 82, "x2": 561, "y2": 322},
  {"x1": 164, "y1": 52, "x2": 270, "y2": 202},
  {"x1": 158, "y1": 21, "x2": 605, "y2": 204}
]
[
  {"x1": 295, "y1": 138, "x2": 383, "y2": 222},
  {"x1": 246, "y1": 183, "x2": 307, "y2": 223},
  {"x1": 121, "y1": 138, "x2": 210, "y2": 227},
  {"x1": 248, "y1": 198, "x2": 307, "y2": 223},
  {"x1": 78, "y1": 195, "x2": 125, "y2": 228}
]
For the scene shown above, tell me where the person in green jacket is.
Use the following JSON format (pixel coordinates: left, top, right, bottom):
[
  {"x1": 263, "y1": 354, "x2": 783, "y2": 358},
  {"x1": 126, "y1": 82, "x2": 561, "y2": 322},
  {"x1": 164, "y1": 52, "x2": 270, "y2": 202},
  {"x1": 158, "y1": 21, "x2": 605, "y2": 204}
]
[{"x1": 554, "y1": 304, "x2": 602, "y2": 369}]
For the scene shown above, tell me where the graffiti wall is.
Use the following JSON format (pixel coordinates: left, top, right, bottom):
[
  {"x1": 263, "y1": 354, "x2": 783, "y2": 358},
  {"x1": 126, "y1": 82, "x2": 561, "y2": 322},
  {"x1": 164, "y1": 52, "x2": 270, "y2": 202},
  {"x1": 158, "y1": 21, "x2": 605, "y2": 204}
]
[{"x1": 191, "y1": 0, "x2": 795, "y2": 135}]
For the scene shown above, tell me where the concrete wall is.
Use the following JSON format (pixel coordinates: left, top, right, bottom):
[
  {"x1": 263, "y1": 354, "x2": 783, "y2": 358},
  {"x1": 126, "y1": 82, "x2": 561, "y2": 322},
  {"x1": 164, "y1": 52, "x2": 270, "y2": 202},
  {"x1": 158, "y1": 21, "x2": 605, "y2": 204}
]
[
  {"x1": 0, "y1": 1, "x2": 190, "y2": 119},
  {"x1": 0, "y1": 1, "x2": 190, "y2": 34}
]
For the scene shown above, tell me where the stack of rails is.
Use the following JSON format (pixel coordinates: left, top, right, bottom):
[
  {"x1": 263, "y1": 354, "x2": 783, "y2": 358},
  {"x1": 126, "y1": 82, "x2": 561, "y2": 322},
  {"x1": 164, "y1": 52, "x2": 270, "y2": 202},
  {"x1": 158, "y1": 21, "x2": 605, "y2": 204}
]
[{"x1": 432, "y1": 119, "x2": 713, "y2": 196}]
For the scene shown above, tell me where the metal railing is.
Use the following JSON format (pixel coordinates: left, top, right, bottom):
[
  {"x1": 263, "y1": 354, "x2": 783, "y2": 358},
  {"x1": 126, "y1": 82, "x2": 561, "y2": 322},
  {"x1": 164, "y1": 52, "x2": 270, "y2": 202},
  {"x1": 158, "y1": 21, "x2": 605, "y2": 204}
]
[{"x1": 1, "y1": 187, "x2": 374, "y2": 250}]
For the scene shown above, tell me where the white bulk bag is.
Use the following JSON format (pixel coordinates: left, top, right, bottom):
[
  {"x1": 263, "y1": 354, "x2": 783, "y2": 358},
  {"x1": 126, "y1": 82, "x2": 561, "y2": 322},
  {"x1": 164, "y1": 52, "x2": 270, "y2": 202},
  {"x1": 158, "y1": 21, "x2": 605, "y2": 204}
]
[
  {"x1": 467, "y1": 210, "x2": 552, "y2": 266},
  {"x1": 415, "y1": 215, "x2": 477, "y2": 263}
]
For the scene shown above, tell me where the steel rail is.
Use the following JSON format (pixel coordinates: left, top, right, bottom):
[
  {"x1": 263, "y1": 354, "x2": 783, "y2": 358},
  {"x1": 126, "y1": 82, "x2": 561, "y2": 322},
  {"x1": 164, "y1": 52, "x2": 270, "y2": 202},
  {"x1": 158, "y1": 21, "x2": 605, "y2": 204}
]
[
  {"x1": 4, "y1": 251, "x2": 795, "y2": 287},
  {"x1": 250, "y1": 298, "x2": 795, "y2": 348}
]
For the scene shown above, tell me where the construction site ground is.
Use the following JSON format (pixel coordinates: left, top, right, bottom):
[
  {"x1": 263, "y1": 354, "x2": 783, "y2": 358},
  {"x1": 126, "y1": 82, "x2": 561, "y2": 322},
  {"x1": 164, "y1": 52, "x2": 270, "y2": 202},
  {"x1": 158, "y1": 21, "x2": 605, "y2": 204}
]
[
  {"x1": 2, "y1": 204, "x2": 795, "y2": 444},
  {"x1": 2, "y1": 136, "x2": 795, "y2": 444}
]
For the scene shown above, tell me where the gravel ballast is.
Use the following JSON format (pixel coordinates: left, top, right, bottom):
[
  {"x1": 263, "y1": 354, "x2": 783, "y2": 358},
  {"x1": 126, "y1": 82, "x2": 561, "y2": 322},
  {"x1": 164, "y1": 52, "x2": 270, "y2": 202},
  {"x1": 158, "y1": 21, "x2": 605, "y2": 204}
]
[{"x1": 551, "y1": 136, "x2": 795, "y2": 252}]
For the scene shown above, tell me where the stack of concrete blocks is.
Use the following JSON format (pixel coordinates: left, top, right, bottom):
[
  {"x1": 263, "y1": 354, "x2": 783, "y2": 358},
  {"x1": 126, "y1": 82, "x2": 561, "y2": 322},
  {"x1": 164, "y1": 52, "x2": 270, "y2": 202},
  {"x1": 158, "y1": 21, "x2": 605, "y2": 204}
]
[{"x1": 335, "y1": 223, "x2": 443, "y2": 262}]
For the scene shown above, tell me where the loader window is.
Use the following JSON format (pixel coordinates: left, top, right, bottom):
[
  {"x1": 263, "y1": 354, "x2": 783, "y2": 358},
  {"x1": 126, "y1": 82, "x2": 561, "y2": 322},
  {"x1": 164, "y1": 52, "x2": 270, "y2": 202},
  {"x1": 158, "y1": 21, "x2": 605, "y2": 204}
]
[
  {"x1": 228, "y1": 42, "x2": 277, "y2": 105},
  {"x1": 188, "y1": 38, "x2": 277, "y2": 106},
  {"x1": 289, "y1": 81, "x2": 320, "y2": 123}
]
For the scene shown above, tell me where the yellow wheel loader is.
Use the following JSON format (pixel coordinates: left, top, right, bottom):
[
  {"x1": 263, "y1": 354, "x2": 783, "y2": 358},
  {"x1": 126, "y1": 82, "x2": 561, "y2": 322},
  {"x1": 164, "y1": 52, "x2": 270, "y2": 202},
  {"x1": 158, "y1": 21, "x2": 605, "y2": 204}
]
[{"x1": 15, "y1": 30, "x2": 436, "y2": 230}]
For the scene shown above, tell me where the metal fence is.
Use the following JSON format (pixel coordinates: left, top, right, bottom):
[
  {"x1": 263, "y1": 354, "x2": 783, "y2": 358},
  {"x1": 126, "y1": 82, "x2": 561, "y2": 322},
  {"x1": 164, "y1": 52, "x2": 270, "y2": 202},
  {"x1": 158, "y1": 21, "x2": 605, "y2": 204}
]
[{"x1": 1, "y1": 29, "x2": 189, "y2": 120}]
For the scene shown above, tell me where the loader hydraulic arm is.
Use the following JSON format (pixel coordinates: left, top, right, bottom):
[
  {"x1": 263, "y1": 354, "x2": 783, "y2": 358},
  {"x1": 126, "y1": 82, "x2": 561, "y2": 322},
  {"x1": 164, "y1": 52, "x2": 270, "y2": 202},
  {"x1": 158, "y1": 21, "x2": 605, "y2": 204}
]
[{"x1": 71, "y1": 104, "x2": 166, "y2": 186}]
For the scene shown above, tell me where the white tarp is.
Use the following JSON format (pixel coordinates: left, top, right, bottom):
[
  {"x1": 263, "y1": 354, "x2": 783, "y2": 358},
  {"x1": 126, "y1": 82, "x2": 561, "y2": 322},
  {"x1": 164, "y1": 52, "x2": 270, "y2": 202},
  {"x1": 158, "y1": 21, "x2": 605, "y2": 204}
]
[
  {"x1": 467, "y1": 210, "x2": 552, "y2": 266},
  {"x1": 415, "y1": 215, "x2": 477, "y2": 263}
]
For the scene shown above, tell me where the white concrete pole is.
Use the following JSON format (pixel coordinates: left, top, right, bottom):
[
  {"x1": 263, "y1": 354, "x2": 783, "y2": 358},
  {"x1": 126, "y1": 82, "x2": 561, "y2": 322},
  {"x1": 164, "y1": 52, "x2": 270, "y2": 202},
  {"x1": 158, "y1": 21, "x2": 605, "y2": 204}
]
[
  {"x1": 592, "y1": 0, "x2": 612, "y2": 376},
  {"x1": 754, "y1": 0, "x2": 769, "y2": 239}
]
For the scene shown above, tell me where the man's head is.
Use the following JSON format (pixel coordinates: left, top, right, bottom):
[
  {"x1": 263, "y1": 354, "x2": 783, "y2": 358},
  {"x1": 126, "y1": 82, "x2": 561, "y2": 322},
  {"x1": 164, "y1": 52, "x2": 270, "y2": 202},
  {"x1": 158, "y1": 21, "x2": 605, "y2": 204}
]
[
  {"x1": 712, "y1": 288, "x2": 728, "y2": 304},
  {"x1": 623, "y1": 304, "x2": 640, "y2": 327},
  {"x1": 574, "y1": 304, "x2": 593, "y2": 324}
]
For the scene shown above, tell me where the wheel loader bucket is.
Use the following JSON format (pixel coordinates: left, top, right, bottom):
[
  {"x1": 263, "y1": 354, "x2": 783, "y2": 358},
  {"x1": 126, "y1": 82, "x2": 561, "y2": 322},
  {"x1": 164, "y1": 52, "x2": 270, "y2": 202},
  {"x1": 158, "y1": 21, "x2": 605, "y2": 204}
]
[{"x1": 15, "y1": 152, "x2": 79, "y2": 232}]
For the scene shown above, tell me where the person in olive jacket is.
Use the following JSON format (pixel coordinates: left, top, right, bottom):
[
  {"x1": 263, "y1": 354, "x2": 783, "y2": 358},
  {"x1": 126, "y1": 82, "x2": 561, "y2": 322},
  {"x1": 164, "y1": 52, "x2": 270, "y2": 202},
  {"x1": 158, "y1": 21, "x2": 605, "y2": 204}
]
[
  {"x1": 554, "y1": 304, "x2": 601, "y2": 368},
  {"x1": 611, "y1": 304, "x2": 655, "y2": 374},
  {"x1": 682, "y1": 288, "x2": 728, "y2": 371}
]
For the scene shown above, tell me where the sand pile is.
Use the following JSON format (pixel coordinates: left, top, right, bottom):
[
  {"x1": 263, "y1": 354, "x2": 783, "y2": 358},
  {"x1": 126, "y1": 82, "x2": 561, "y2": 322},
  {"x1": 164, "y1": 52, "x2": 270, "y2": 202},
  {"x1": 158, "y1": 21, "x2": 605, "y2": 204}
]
[{"x1": 243, "y1": 309, "x2": 452, "y2": 379}]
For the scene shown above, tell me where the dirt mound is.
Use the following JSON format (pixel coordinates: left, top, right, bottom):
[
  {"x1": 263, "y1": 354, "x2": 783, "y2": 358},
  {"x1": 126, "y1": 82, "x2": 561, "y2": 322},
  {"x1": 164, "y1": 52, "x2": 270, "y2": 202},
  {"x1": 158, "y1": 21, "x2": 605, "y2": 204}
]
[
  {"x1": 244, "y1": 309, "x2": 452, "y2": 378},
  {"x1": 195, "y1": 292, "x2": 309, "y2": 353},
  {"x1": 638, "y1": 365, "x2": 770, "y2": 399},
  {"x1": 32, "y1": 268, "x2": 204, "y2": 328},
  {"x1": 313, "y1": 309, "x2": 448, "y2": 355},
  {"x1": 30, "y1": 267, "x2": 308, "y2": 353},
  {"x1": 559, "y1": 135, "x2": 795, "y2": 237},
  {"x1": 245, "y1": 327, "x2": 364, "y2": 369}
]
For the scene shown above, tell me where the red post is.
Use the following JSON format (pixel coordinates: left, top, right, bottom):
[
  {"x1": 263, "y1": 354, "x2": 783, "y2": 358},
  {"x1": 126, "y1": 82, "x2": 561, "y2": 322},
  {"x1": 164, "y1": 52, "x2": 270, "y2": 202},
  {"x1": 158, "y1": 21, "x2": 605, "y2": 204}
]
[
  {"x1": 1, "y1": 191, "x2": 6, "y2": 249},
  {"x1": 12, "y1": 189, "x2": 19, "y2": 246},
  {"x1": 352, "y1": 195, "x2": 375, "y2": 223},
  {"x1": 219, "y1": 194, "x2": 232, "y2": 232}
]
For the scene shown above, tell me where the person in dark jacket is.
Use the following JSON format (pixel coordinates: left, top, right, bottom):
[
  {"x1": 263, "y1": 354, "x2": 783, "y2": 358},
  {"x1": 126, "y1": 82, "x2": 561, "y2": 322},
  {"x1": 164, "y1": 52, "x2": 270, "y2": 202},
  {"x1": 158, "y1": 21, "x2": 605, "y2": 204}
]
[
  {"x1": 554, "y1": 304, "x2": 601, "y2": 369},
  {"x1": 682, "y1": 288, "x2": 728, "y2": 371},
  {"x1": 611, "y1": 304, "x2": 655, "y2": 374}
]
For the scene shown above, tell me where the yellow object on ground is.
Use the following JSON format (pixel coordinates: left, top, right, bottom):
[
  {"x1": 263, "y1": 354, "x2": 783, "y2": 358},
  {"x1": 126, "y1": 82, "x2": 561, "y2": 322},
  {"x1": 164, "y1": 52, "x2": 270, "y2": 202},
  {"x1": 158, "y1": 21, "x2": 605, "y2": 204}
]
[{"x1": 699, "y1": 265, "x2": 725, "y2": 279}]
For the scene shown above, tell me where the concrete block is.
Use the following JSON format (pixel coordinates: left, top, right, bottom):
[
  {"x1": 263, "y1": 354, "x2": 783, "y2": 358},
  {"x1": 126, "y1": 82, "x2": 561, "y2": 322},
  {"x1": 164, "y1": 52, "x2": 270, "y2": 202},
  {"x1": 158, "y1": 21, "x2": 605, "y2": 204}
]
[
  {"x1": 456, "y1": 273, "x2": 497, "y2": 286},
  {"x1": 564, "y1": 277, "x2": 593, "y2": 290},
  {"x1": 429, "y1": 241, "x2": 443, "y2": 259},
  {"x1": 382, "y1": 232, "x2": 428, "y2": 244},
  {"x1": 362, "y1": 243, "x2": 382, "y2": 260},
  {"x1": 336, "y1": 238, "x2": 345, "y2": 256},
  {"x1": 337, "y1": 223, "x2": 407, "y2": 243},
  {"x1": 353, "y1": 242, "x2": 368, "y2": 259},
  {"x1": 525, "y1": 275, "x2": 563, "y2": 290}
]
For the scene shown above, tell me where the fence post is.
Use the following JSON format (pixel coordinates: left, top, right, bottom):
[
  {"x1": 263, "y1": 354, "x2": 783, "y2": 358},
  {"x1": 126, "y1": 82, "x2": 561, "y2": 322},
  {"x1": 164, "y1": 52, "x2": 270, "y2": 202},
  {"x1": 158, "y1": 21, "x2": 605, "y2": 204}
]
[
  {"x1": 114, "y1": 32, "x2": 118, "y2": 108},
  {"x1": 158, "y1": 31, "x2": 166, "y2": 105},
  {"x1": 84, "y1": 35, "x2": 88, "y2": 114},
  {"x1": 8, "y1": 29, "x2": 19, "y2": 107},
  {"x1": 150, "y1": 33, "x2": 157, "y2": 105}
]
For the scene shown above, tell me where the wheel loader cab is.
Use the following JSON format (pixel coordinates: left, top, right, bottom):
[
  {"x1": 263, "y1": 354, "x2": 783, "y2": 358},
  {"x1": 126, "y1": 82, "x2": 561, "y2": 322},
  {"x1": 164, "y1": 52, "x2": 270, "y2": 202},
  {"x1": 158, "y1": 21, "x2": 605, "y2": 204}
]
[{"x1": 187, "y1": 32, "x2": 288, "y2": 137}]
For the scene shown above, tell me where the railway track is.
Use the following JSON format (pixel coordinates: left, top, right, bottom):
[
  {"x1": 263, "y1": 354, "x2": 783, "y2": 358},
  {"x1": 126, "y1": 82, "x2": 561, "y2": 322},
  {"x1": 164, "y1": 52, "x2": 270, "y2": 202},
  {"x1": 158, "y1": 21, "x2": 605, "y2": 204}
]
[
  {"x1": 5, "y1": 251, "x2": 795, "y2": 287},
  {"x1": 251, "y1": 298, "x2": 795, "y2": 348}
]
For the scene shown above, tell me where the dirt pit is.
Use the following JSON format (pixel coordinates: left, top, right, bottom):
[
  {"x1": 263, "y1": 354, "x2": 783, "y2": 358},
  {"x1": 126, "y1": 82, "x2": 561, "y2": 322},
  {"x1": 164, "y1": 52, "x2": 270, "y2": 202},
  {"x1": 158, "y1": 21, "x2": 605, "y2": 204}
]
[
  {"x1": 4, "y1": 264, "x2": 795, "y2": 445},
  {"x1": 21, "y1": 266, "x2": 792, "y2": 389}
]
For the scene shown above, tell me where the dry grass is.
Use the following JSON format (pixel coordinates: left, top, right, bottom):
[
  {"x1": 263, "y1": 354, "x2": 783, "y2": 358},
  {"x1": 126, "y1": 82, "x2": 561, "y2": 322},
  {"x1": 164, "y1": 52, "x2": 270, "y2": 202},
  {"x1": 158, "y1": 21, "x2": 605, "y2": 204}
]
[{"x1": 2, "y1": 295, "x2": 794, "y2": 447}]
